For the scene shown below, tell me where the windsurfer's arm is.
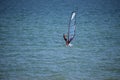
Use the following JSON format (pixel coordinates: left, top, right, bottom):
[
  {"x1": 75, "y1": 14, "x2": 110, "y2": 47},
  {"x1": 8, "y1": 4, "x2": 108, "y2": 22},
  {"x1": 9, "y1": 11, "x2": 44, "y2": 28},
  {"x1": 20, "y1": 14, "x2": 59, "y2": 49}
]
[
  {"x1": 69, "y1": 38, "x2": 73, "y2": 42},
  {"x1": 63, "y1": 34, "x2": 67, "y2": 41},
  {"x1": 69, "y1": 34, "x2": 75, "y2": 42}
]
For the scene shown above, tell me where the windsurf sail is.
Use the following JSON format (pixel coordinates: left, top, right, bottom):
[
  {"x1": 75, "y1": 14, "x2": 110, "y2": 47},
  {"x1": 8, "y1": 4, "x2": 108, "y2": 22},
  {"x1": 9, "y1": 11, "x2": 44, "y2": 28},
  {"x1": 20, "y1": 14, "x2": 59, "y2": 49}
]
[{"x1": 68, "y1": 11, "x2": 76, "y2": 42}]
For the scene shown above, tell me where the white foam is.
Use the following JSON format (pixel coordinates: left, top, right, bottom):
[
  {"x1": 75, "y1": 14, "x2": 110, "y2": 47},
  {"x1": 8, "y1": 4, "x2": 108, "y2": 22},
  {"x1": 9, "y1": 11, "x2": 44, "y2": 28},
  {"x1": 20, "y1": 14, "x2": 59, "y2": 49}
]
[{"x1": 68, "y1": 43, "x2": 73, "y2": 47}]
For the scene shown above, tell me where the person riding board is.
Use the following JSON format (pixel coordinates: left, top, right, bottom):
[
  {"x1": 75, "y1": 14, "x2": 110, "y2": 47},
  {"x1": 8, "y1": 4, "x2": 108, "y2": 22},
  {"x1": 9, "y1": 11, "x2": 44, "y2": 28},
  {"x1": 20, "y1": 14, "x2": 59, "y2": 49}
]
[{"x1": 63, "y1": 34, "x2": 74, "y2": 46}]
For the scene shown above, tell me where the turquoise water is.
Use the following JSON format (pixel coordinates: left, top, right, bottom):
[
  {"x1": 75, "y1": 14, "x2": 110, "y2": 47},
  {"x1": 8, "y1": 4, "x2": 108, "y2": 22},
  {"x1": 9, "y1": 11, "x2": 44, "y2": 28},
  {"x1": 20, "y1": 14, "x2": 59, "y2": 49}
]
[{"x1": 0, "y1": 0, "x2": 120, "y2": 80}]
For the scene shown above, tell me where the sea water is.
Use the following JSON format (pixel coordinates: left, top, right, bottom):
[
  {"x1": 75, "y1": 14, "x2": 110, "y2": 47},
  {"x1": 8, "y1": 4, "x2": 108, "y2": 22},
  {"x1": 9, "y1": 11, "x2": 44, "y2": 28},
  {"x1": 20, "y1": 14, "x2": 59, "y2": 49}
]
[{"x1": 0, "y1": 0, "x2": 120, "y2": 80}]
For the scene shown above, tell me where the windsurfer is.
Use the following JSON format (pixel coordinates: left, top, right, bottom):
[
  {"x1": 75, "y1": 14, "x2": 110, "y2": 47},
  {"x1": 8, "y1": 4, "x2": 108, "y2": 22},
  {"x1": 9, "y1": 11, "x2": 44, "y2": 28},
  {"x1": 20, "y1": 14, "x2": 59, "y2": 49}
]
[
  {"x1": 63, "y1": 34, "x2": 68, "y2": 46},
  {"x1": 63, "y1": 34, "x2": 70, "y2": 46}
]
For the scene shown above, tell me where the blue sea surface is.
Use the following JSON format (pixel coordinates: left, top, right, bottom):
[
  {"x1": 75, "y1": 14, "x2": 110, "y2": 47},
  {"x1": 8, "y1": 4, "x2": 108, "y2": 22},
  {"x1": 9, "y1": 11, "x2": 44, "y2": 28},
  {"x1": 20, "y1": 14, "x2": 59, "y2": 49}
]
[{"x1": 0, "y1": 0, "x2": 120, "y2": 80}]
